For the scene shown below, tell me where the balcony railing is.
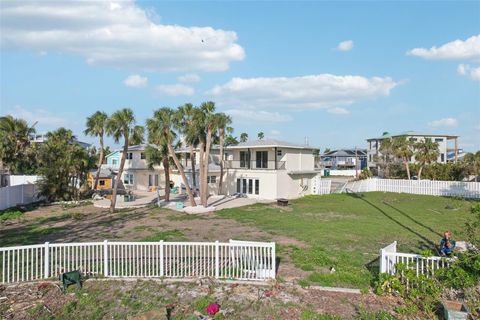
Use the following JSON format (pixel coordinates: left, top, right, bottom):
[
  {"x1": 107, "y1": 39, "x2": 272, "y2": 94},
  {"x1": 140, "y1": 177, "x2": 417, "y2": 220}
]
[{"x1": 225, "y1": 160, "x2": 286, "y2": 170}]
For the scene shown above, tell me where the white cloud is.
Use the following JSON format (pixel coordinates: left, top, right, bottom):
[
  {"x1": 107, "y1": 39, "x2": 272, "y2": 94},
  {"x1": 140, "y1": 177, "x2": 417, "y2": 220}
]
[
  {"x1": 123, "y1": 74, "x2": 148, "y2": 88},
  {"x1": 209, "y1": 74, "x2": 398, "y2": 111},
  {"x1": 0, "y1": 1, "x2": 245, "y2": 72},
  {"x1": 407, "y1": 35, "x2": 480, "y2": 60},
  {"x1": 155, "y1": 84, "x2": 194, "y2": 96},
  {"x1": 457, "y1": 64, "x2": 480, "y2": 81},
  {"x1": 177, "y1": 73, "x2": 201, "y2": 83},
  {"x1": 225, "y1": 109, "x2": 292, "y2": 123},
  {"x1": 327, "y1": 107, "x2": 349, "y2": 115},
  {"x1": 337, "y1": 40, "x2": 354, "y2": 52},
  {"x1": 428, "y1": 117, "x2": 458, "y2": 128},
  {"x1": 7, "y1": 105, "x2": 67, "y2": 127}
]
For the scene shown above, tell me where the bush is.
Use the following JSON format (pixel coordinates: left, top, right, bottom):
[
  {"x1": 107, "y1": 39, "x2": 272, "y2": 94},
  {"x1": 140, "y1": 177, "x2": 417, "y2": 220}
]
[{"x1": 0, "y1": 208, "x2": 24, "y2": 221}]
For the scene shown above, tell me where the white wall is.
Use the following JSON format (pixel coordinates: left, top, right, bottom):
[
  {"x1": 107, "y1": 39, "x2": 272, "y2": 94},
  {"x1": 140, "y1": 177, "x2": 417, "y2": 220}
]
[
  {"x1": 8, "y1": 175, "x2": 40, "y2": 186},
  {"x1": 0, "y1": 184, "x2": 40, "y2": 210}
]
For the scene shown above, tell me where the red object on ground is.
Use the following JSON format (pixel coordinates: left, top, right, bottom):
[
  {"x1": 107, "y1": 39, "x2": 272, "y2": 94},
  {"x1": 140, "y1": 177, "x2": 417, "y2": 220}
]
[{"x1": 206, "y1": 303, "x2": 220, "y2": 316}]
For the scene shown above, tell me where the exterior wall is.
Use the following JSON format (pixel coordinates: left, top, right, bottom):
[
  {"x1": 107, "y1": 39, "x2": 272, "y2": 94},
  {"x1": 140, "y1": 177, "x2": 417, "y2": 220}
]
[
  {"x1": 87, "y1": 173, "x2": 112, "y2": 190},
  {"x1": 122, "y1": 169, "x2": 165, "y2": 192},
  {"x1": 224, "y1": 170, "x2": 279, "y2": 200},
  {"x1": 106, "y1": 151, "x2": 121, "y2": 166}
]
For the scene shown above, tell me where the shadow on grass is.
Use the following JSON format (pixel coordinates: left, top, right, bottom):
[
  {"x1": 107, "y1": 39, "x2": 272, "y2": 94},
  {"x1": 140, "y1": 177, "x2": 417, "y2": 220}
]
[{"x1": 382, "y1": 202, "x2": 442, "y2": 237}]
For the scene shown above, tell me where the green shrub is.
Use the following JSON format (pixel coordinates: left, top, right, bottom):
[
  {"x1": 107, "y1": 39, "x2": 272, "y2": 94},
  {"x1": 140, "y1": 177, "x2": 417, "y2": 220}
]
[{"x1": 0, "y1": 208, "x2": 24, "y2": 221}]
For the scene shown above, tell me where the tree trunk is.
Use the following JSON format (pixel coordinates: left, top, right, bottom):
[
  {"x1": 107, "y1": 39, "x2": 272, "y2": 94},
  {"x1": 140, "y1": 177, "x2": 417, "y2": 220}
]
[
  {"x1": 218, "y1": 127, "x2": 225, "y2": 195},
  {"x1": 202, "y1": 127, "x2": 213, "y2": 206},
  {"x1": 167, "y1": 143, "x2": 196, "y2": 207},
  {"x1": 190, "y1": 144, "x2": 196, "y2": 196},
  {"x1": 198, "y1": 139, "x2": 206, "y2": 206},
  {"x1": 418, "y1": 165, "x2": 424, "y2": 180},
  {"x1": 93, "y1": 134, "x2": 104, "y2": 190},
  {"x1": 404, "y1": 159, "x2": 411, "y2": 180},
  {"x1": 163, "y1": 158, "x2": 170, "y2": 202},
  {"x1": 110, "y1": 137, "x2": 128, "y2": 213}
]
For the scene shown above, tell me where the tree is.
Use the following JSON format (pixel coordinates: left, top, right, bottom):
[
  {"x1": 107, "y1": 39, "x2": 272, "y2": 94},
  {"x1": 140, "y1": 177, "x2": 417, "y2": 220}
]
[
  {"x1": 148, "y1": 107, "x2": 197, "y2": 207},
  {"x1": 84, "y1": 111, "x2": 109, "y2": 190},
  {"x1": 240, "y1": 133, "x2": 248, "y2": 143},
  {"x1": 176, "y1": 103, "x2": 199, "y2": 194},
  {"x1": 464, "y1": 151, "x2": 480, "y2": 181},
  {"x1": 144, "y1": 143, "x2": 172, "y2": 202},
  {"x1": 215, "y1": 113, "x2": 232, "y2": 195},
  {"x1": 224, "y1": 134, "x2": 239, "y2": 146},
  {"x1": 258, "y1": 131, "x2": 265, "y2": 140},
  {"x1": 377, "y1": 138, "x2": 395, "y2": 178},
  {"x1": 393, "y1": 136, "x2": 414, "y2": 180},
  {"x1": 414, "y1": 138, "x2": 439, "y2": 180},
  {"x1": 106, "y1": 108, "x2": 144, "y2": 213},
  {"x1": 37, "y1": 128, "x2": 91, "y2": 201},
  {"x1": 0, "y1": 115, "x2": 37, "y2": 174}
]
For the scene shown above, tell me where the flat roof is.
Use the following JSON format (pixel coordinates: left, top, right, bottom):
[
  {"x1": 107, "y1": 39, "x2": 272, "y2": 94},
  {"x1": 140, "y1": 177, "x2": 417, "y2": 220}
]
[
  {"x1": 225, "y1": 139, "x2": 319, "y2": 151},
  {"x1": 366, "y1": 131, "x2": 459, "y2": 141}
]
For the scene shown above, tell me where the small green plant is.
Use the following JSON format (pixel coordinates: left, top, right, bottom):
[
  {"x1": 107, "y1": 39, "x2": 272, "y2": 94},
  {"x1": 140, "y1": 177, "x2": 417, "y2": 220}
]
[
  {"x1": 0, "y1": 208, "x2": 24, "y2": 221},
  {"x1": 298, "y1": 278, "x2": 310, "y2": 288},
  {"x1": 194, "y1": 296, "x2": 215, "y2": 313}
]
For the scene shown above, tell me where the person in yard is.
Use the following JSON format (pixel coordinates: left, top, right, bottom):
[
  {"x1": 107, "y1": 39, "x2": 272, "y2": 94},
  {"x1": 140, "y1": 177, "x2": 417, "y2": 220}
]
[{"x1": 439, "y1": 231, "x2": 456, "y2": 256}]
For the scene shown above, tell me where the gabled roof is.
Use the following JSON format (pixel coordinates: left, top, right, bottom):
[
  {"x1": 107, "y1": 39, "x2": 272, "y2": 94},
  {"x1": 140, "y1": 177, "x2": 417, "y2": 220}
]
[
  {"x1": 225, "y1": 139, "x2": 318, "y2": 150},
  {"x1": 89, "y1": 166, "x2": 115, "y2": 178},
  {"x1": 321, "y1": 149, "x2": 367, "y2": 157},
  {"x1": 367, "y1": 131, "x2": 459, "y2": 141}
]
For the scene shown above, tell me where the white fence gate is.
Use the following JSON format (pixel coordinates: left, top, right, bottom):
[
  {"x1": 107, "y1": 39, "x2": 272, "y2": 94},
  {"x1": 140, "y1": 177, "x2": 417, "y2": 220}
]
[
  {"x1": 312, "y1": 178, "x2": 331, "y2": 195},
  {"x1": 379, "y1": 241, "x2": 449, "y2": 277},
  {"x1": 347, "y1": 178, "x2": 480, "y2": 199},
  {"x1": 0, "y1": 240, "x2": 276, "y2": 284},
  {"x1": 0, "y1": 184, "x2": 40, "y2": 210}
]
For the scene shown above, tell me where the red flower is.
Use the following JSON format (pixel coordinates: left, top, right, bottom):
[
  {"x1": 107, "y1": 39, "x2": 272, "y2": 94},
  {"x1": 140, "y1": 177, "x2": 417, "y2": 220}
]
[{"x1": 206, "y1": 303, "x2": 220, "y2": 316}]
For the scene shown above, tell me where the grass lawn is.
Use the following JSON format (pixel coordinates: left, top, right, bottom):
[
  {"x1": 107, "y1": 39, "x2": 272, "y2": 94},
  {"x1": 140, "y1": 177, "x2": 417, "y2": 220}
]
[{"x1": 218, "y1": 192, "x2": 476, "y2": 289}]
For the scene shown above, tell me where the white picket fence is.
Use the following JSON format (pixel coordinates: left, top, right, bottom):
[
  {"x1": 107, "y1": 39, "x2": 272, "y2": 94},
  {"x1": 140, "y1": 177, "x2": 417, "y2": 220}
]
[
  {"x1": 347, "y1": 178, "x2": 480, "y2": 199},
  {"x1": 0, "y1": 184, "x2": 41, "y2": 210},
  {"x1": 0, "y1": 240, "x2": 276, "y2": 284},
  {"x1": 379, "y1": 241, "x2": 449, "y2": 277}
]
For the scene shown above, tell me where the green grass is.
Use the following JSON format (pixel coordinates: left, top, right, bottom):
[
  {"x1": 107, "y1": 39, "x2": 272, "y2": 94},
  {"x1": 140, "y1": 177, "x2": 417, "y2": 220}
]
[
  {"x1": 0, "y1": 208, "x2": 24, "y2": 221},
  {"x1": 218, "y1": 192, "x2": 476, "y2": 289},
  {"x1": 139, "y1": 229, "x2": 185, "y2": 242}
]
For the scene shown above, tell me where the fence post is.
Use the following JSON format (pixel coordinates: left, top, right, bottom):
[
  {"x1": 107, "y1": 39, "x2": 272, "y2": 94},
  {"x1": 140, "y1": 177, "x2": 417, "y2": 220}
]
[
  {"x1": 44, "y1": 242, "x2": 50, "y2": 278},
  {"x1": 271, "y1": 242, "x2": 276, "y2": 279},
  {"x1": 215, "y1": 240, "x2": 219, "y2": 279},
  {"x1": 159, "y1": 240, "x2": 164, "y2": 277},
  {"x1": 379, "y1": 248, "x2": 385, "y2": 274},
  {"x1": 103, "y1": 240, "x2": 109, "y2": 277}
]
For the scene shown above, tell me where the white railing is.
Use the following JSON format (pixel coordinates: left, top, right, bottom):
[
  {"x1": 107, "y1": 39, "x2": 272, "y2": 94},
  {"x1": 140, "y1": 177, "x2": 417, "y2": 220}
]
[
  {"x1": 0, "y1": 240, "x2": 276, "y2": 284},
  {"x1": 0, "y1": 184, "x2": 41, "y2": 210},
  {"x1": 379, "y1": 241, "x2": 449, "y2": 277},
  {"x1": 347, "y1": 178, "x2": 480, "y2": 199}
]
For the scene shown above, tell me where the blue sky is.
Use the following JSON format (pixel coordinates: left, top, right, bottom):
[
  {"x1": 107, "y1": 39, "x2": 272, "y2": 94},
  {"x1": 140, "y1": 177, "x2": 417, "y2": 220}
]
[{"x1": 1, "y1": 1, "x2": 479, "y2": 151}]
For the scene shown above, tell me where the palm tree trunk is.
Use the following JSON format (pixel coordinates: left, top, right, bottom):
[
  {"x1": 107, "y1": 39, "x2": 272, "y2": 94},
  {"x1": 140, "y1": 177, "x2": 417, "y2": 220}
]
[
  {"x1": 202, "y1": 127, "x2": 213, "y2": 206},
  {"x1": 163, "y1": 158, "x2": 170, "y2": 202},
  {"x1": 218, "y1": 127, "x2": 225, "y2": 195},
  {"x1": 93, "y1": 134, "x2": 104, "y2": 190},
  {"x1": 167, "y1": 143, "x2": 196, "y2": 207},
  {"x1": 405, "y1": 160, "x2": 411, "y2": 180},
  {"x1": 189, "y1": 144, "x2": 196, "y2": 195},
  {"x1": 199, "y1": 139, "x2": 206, "y2": 206},
  {"x1": 418, "y1": 165, "x2": 424, "y2": 180},
  {"x1": 110, "y1": 138, "x2": 128, "y2": 213}
]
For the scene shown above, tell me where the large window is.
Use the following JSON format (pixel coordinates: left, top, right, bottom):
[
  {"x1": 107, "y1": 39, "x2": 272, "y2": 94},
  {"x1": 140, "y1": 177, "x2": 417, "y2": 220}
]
[
  {"x1": 240, "y1": 151, "x2": 249, "y2": 168},
  {"x1": 236, "y1": 178, "x2": 260, "y2": 195},
  {"x1": 441, "y1": 153, "x2": 445, "y2": 162},
  {"x1": 207, "y1": 176, "x2": 217, "y2": 183},
  {"x1": 123, "y1": 173, "x2": 134, "y2": 185},
  {"x1": 256, "y1": 151, "x2": 268, "y2": 168},
  {"x1": 435, "y1": 138, "x2": 444, "y2": 142},
  {"x1": 127, "y1": 152, "x2": 133, "y2": 160}
]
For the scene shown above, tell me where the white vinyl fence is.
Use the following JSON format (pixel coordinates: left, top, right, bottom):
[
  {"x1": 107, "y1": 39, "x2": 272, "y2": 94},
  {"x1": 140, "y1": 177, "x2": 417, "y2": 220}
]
[
  {"x1": 312, "y1": 178, "x2": 331, "y2": 195},
  {"x1": 7, "y1": 175, "x2": 41, "y2": 187},
  {"x1": 347, "y1": 178, "x2": 480, "y2": 199},
  {"x1": 0, "y1": 240, "x2": 276, "y2": 284},
  {"x1": 0, "y1": 184, "x2": 40, "y2": 210},
  {"x1": 379, "y1": 241, "x2": 449, "y2": 277}
]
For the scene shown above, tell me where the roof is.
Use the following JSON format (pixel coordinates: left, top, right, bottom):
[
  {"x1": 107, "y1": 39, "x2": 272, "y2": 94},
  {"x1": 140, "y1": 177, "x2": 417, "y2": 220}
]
[
  {"x1": 321, "y1": 149, "x2": 367, "y2": 157},
  {"x1": 366, "y1": 131, "x2": 459, "y2": 141},
  {"x1": 89, "y1": 166, "x2": 115, "y2": 178},
  {"x1": 225, "y1": 139, "x2": 318, "y2": 150},
  {"x1": 109, "y1": 143, "x2": 156, "y2": 154}
]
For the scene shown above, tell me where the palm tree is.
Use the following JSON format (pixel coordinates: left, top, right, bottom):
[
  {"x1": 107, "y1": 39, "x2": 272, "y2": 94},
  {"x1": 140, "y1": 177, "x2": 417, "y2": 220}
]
[
  {"x1": 0, "y1": 115, "x2": 36, "y2": 173},
  {"x1": 463, "y1": 151, "x2": 480, "y2": 181},
  {"x1": 145, "y1": 143, "x2": 172, "y2": 202},
  {"x1": 197, "y1": 101, "x2": 217, "y2": 207},
  {"x1": 176, "y1": 103, "x2": 199, "y2": 194},
  {"x1": 106, "y1": 108, "x2": 144, "y2": 213},
  {"x1": 148, "y1": 107, "x2": 197, "y2": 207},
  {"x1": 258, "y1": 131, "x2": 265, "y2": 140},
  {"x1": 378, "y1": 138, "x2": 395, "y2": 178},
  {"x1": 84, "y1": 111, "x2": 108, "y2": 190},
  {"x1": 393, "y1": 136, "x2": 414, "y2": 180},
  {"x1": 215, "y1": 113, "x2": 232, "y2": 195},
  {"x1": 240, "y1": 132, "x2": 248, "y2": 143},
  {"x1": 414, "y1": 138, "x2": 439, "y2": 180}
]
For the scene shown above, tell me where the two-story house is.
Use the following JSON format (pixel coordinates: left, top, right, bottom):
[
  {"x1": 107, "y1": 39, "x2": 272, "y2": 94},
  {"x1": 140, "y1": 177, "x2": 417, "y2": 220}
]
[
  {"x1": 320, "y1": 149, "x2": 367, "y2": 170},
  {"x1": 366, "y1": 131, "x2": 459, "y2": 172},
  {"x1": 105, "y1": 144, "x2": 164, "y2": 192}
]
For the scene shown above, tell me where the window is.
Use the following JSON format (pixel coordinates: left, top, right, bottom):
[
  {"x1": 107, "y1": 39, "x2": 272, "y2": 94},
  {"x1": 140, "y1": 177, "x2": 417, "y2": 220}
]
[
  {"x1": 369, "y1": 154, "x2": 372, "y2": 162},
  {"x1": 255, "y1": 180, "x2": 260, "y2": 195},
  {"x1": 236, "y1": 178, "x2": 259, "y2": 194},
  {"x1": 248, "y1": 179, "x2": 253, "y2": 193},
  {"x1": 112, "y1": 159, "x2": 118, "y2": 166},
  {"x1": 154, "y1": 174, "x2": 159, "y2": 186},
  {"x1": 435, "y1": 138, "x2": 444, "y2": 142},
  {"x1": 441, "y1": 153, "x2": 445, "y2": 162},
  {"x1": 99, "y1": 180, "x2": 105, "y2": 186},
  {"x1": 240, "y1": 151, "x2": 249, "y2": 168},
  {"x1": 242, "y1": 179, "x2": 247, "y2": 193},
  {"x1": 277, "y1": 149, "x2": 282, "y2": 157},
  {"x1": 236, "y1": 179, "x2": 241, "y2": 193},
  {"x1": 207, "y1": 176, "x2": 217, "y2": 183},
  {"x1": 256, "y1": 151, "x2": 268, "y2": 168},
  {"x1": 123, "y1": 173, "x2": 134, "y2": 185},
  {"x1": 126, "y1": 152, "x2": 133, "y2": 160},
  {"x1": 141, "y1": 152, "x2": 145, "y2": 159},
  {"x1": 410, "y1": 138, "x2": 418, "y2": 142}
]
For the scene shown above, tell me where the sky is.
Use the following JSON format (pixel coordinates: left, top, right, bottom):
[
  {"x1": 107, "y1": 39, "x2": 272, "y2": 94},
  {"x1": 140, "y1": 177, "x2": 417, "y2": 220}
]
[{"x1": 0, "y1": 0, "x2": 479, "y2": 151}]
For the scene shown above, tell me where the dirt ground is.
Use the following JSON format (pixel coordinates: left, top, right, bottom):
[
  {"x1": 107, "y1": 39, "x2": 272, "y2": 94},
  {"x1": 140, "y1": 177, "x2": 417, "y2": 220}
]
[
  {"x1": 0, "y1": 279, "x2": 402, "y2": 320},
  {"x1": 0, "y1": 203, "x2": 306, "y2": 282}
]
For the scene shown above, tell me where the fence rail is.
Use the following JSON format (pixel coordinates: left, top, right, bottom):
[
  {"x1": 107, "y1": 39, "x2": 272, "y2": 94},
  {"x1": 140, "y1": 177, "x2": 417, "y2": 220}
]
[
  {"x1": 379, "y1": 241, "x2": 449, "y2": 277},
  {"x1": 0, "y1": 240, "x2": 276, "y2": 284},
  {"x1": 347, "y1": 178, "x2": 480, "y2": 199}
]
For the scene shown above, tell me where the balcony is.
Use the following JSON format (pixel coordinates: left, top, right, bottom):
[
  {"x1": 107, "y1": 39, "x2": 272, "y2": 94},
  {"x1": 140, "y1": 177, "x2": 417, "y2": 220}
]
[{"x1": 225, "y1": 160, "x2": 286, "y2": 170}]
